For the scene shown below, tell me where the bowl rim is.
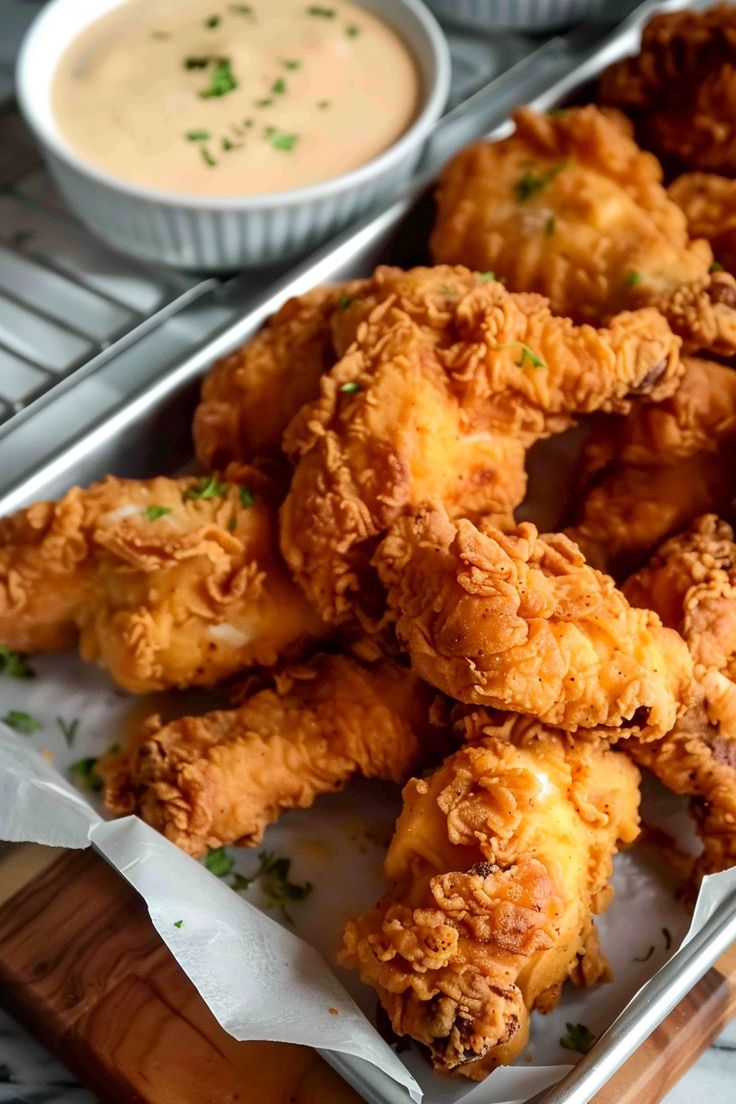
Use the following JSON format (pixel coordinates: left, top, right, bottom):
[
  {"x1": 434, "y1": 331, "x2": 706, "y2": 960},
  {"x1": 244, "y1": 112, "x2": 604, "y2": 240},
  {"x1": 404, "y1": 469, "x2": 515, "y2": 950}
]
[{"x1": 16, "y1": 0, "x2": 451, "y2": 211}]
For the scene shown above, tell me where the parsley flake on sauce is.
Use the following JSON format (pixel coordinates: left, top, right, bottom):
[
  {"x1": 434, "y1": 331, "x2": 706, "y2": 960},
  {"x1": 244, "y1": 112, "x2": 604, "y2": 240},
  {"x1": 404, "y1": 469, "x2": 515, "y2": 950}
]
[
  {"x1": 0, "y1": 646, "x2": 34, "y2": 679},
  {"x1": 205, "y1": 14, "x2": 221, "y2": 28},
  {"x1": 200, "y1": 147, "x2": 217, "y2": 167},
  {"x1": 282, "y1": 58, "x2": 302, "y2": 70},
  {"x1": 186, "y1": 130, "x2": 210, "y2": 142},
  {"x1": 230, "y1": 4, "x2": 253, "y2": 14},
  {"x1": 185, "y1": 475, "x2": 229, "y2": 500},
  {"x1": 271, "y1": 77, "x2": 287, "y2": 95},
  {"x1": 145, "y1": 505, "x2": 173, "y2": 520},
  {"x1": 185, "y1": 56, "x2": 210, "y2": 69},
  {"x1": 199, "y1": 58, "x2": 238, "y2": 99},
  {"x1": 268, "y1": 131, "x2": 299, "y2": 151},
  {"x1": 1, "y1": 711, "x2": 40, "y2": 735},
  {"x1": 57, "y1": 716, "x2": 80, "y2": 747},
  {"x1": 346, "y1": 23, "x2": 361, "y2": 36},
  {"x1": 560, "y1": 1023, "x2": 596, "y2": 1055},
  {"x1": 307, "y1": 5, "x2": 336, "y2": 16}
]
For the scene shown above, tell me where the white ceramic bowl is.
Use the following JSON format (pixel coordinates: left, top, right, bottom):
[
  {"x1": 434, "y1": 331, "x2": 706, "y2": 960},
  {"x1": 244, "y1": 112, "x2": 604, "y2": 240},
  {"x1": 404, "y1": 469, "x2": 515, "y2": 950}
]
[
  {"x1": 425, "y1": 0, "x2": 605, "y2": 32},
  {"x1": 16, "y1": 0, "x2": 450, "y2": 271}
]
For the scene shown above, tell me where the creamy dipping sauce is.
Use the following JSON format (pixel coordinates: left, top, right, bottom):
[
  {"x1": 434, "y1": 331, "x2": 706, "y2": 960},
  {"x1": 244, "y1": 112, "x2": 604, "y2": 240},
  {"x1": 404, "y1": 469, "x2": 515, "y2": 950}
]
[{"x1": 52, "y1": 0, "x2": 420, "y2": 197}]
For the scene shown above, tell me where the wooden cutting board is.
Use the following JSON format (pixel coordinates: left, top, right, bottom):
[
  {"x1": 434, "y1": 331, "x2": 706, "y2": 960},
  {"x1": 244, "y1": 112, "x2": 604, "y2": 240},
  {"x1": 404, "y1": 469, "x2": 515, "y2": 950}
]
[{"x1": 0, "y1": 843, "x2": 734, "y2": 1104}]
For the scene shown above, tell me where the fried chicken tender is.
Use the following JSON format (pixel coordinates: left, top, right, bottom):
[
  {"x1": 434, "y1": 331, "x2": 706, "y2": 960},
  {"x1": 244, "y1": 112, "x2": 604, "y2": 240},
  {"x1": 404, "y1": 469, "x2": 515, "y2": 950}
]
[
  {"x1": 341, "y1": 712, "x2": 640, "y2": 1078},
  {"x1": 193, "y1": 281, "x2": 367, "y2": 470},
  {"x1": 431, "y1": 105, "x2": 736, "y2": 355},
  {"x1": 0, "y1": 467, "x2": 322, "y2": 692},
  {"x1": 599, "y1": 4, "x2": 736, "y2": 176},
  {"x1": 565, "y1": 451, "x2": 735, "y2": 580},
  {"x1": 624, "y1": 516, "x2": 736, "y2": 880},
  {"x1": 669, "y1": 172, "x2": 736, "y2": 276},
  {"x1": 99, "y1": 653, "x2": 442, "y2": 855},
  {"x1": 375, "y1": 505, "x2": 692, "y2": 738},
  {"x1": 280, "y1": 265, "x2": 680, "y2": 627}
]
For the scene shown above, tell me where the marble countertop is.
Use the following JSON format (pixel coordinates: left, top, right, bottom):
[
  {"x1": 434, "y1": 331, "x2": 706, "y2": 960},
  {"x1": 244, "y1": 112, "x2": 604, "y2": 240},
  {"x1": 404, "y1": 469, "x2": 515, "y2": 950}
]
[{"x1": 1, "y1": 1003, "x2": 734, "y2": 1104}]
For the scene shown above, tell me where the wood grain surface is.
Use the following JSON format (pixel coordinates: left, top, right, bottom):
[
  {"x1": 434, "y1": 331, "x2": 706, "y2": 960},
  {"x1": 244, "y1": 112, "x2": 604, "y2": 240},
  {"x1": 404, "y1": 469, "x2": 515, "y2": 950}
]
[{"x1": 0, "y1": 844, "x2": 734, "y2": 1104}]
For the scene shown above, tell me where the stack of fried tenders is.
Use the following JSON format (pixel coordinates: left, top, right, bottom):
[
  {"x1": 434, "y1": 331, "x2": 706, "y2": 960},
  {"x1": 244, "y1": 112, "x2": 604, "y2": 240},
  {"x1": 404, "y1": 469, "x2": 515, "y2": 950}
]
[{"x1": 4, "y1": 9, "x2": 736, "y2": 1079}]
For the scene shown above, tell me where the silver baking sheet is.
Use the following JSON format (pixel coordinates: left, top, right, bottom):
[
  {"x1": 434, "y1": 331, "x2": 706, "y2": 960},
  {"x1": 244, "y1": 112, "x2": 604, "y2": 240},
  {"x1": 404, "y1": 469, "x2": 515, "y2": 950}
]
[{"x1": 0, "y1": 2, "x2": 731, "y2": 1104}]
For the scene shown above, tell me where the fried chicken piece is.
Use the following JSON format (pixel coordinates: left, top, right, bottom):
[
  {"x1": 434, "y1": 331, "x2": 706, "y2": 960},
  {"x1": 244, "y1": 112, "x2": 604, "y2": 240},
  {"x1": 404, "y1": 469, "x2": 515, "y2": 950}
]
[
  {"x1": 566, "y1": 451, "x2": 735, "y2": 579},
  {"x1": 669, "y1": 172, "x2": 736, "y2": 276},
  {"x1": 280, "y1": 265, "x2": 680, "y2": 627},
  {"x1": 341, "y1": 712, "x2": 640, "y2": 1078},
  {"x1": 431, "y1": 105, "x2": 736, "y2": 355},
  {"x1": 582, "y1": 357, "x2": 736, "y2": 475},
  {"x1": 0, "y1": 467, "x2": 323, "y2": 692},
  {"x1": 599, "y1": 4, "x2": 736, "y2": 176},
  {"x1": 99, "y1": 653, "x2": 443, "y2": 855},
  {"x1": 193, "y1": 281, "x2": 367, "y2": 469},
  {"x1": 374, "y1": 505, "x2": 692, "y2": 738},
  {"x1": 624, "y1": 516, "x2": 736, "y2": 880}
]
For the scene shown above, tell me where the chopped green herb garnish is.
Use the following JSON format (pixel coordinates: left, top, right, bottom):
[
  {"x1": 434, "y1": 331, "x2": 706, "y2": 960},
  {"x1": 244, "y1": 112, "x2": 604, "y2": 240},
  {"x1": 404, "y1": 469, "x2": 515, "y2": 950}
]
[
  {"x1": 186, "y1": 130, "x2": 211, "y2": 142},
  {"x1": 201, "y1": 147, "x2": 217, "y2": 167},
  {"x1": 256, "y1": 97, "x2": 274, "y2": 107},
  {"x1": 227, "y1": 514, "x2": 237, "y2": 531},
  {"x1": 268, "y1": 131, "x2": 299, "y2": 151},
  {"x1": 477, "y1": 271, "x2": 496, "y2": 283},
  {"x1": 107, "y1": 742, "x2": 121, "y2": 756},
  {"x1": 205, "y1": 14, "x2": 221, "y2": 28},
  {"x1": 185, "y1": 475, "x2": 228, "y2": 500},
  {"x1": 340, "y1": 381, "x2": 361, "y2": 394},
  {"x1": 307, "y1": 5, "x2": 336, "y2": 15},
  {"x1": 338, "y1": 294, "x2": 354, "y2": 309},
  {"x1": 662, "y1": 926, "x2": 672, "y2": 950},
  {"x1": 230, "y1": 872, "x2": 251, "y2": 892},
  {"x1": 243, "y1": 118, "x2": 254, "y2": 127},
  {"x1": 230, "y1": 3, "x2": 253, "y2": 13},
  {"x1": 440, "y1": 284, "x2": 456, "y2": 296},
  {"x1": 145, "y1": 505, "x2": 173, "y2": 520},
  {"x1": 0, "y1": 646, "x2": 34, "y2": 679},
  {"x1": 514, "y1": 161, "x2": 569, "y2": 203},
  {"x1": 545, "y1": 216, "x2": 556, "y2": 237},
  {"x1": 174, "y1": 919, "x2": 184, "y2": 928},
  {"x1": 710, "y1": 260, "x2": 724, "y2": 273},
  {"x1": 317, "y1": 99, "x2": 331, "y2": 108},
  {"x1": 2, "y1": 711, "x2": 40, "y2": 735},
  {"x1": 624, "y1": 270, "x2": 643, "y2": 287},
  {"x1": 239, "y1": 485, "x2": 255, "y2": 508},
  {"x1": 236, "y1": 850, "x2": 312, "y2": 923},
  {"x1": 634, "y1": 944, "x2": 655, "y2": 962},
  {"x1": 221, "y1": 137, "x2": 242, "y2": 152},
  {"x1": 57, "y1": 716, "x2": 79, "y2": 747},
  {"x1": 496, "y1": 342, "x2": 546, "y2": 369},
  {"x1": 69, "y1": 756, "x2": 102, "y2": 792},
  {"x1": 185, "y1": 56, "x2": 210, "y2": 69},
  {"x1": 271, "y1": 77, "x2": 287, "y2": 95},
  {"x1": 199, "y1": 58, "x2": 237, "y2": 99},
  {"x1": 560, "y1": 1023, "x2": 596, "y2": 1055},
  {"x1": 346, "y1": 23, "x2": 360, "y2": 36},
  {"x1": 282, "y1": 58, "x2": 302, "y2": 70},
  {"x1": 205, "y1": 846, "x2": 235, "y2": 877}
]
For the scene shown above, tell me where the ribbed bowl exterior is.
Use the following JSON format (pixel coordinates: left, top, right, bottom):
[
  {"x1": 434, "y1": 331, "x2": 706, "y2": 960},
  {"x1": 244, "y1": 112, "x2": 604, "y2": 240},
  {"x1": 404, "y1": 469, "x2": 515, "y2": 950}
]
[
  {"x1": 45, "y1": 149, "x2": 422, "y2": 272},
  {"x1": 425, "y1": 0, "x2": 604, "y2": 31}
]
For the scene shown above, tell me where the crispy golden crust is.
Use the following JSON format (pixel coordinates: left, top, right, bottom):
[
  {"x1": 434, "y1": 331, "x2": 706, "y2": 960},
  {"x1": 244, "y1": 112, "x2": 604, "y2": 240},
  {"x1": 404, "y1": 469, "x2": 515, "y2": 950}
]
[
  {"x1": 341, "y1": 714, "x2": 640, "y2": 1078},
  {"x1": 599, "y1": 5, "x2": 736, "y2": 175},
  {"x1": 623, "y1": 516, "x2": 736, "y2": 881},
  {"x1": 99, "y1": 653, "x2": 443, "y2": 856},
  {"x1": 0, "y1": 466, "x2": 323, "y2": 692},
  {"x1": 669, "y1": 172, "x2": 736, "y2": 276},
  {"x1": 279, "y1": 265, "x2": 680, "y2": 627},
  {"x1": 374, "y1": 505, "x2": 693, "y2": 738},
  {"x1": 565, "y1": 452, "x2": 735, "y2": 580},
  {"x1": 582, "y1": 358, "x2": 736, "y2": 474},
  {"x1": 431, "y1": 105, "x2": 736, "y2": 355},
  {"x1": 193, "y1": 281, "x2": 367, "y2": 469}
]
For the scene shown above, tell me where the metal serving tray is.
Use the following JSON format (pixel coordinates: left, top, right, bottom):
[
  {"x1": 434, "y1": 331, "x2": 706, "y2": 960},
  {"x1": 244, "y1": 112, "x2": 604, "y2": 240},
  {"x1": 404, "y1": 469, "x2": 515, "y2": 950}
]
[{"x1": 3, "y1": 2, "x2": 736, "y2": 1103}]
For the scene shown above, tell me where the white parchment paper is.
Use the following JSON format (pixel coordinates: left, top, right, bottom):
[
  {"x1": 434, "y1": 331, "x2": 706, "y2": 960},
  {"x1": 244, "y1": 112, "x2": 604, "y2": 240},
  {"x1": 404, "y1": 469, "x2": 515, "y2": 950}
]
[{"x1": 1, "y1": 652, "x2": 736, "y2": 1104}]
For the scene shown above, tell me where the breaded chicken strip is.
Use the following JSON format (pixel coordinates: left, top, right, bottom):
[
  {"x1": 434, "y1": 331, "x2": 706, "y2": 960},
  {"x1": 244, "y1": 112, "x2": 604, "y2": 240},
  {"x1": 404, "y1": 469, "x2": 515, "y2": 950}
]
[
  {"x1": 194, "y1": 282, "x2": 367, "y2": 470},
  {"x1": 566, "y1": 452, "x2": 735, "y2": 579},
  {"x1": 566, "y1": 358, "x2": 736, "y2": 577},
  {"x1": 99, "y1": 653, "x2": 444, "y2": 855},
  {"x1": 341, "y1": 711, "x2": 640, "y2": 1079},
  {"x1": 280, "y1": 266, "x2": 680, "y2": 627},
  {"x1": 374, "y1": 505, "x2": 692, "y2": 738},
  {"x1": 599, "y1": 4, "x2": 736, "y2": 176},
  {"x1": 431, "y1": 106, "x2": 736, "y2": 355},
  {"x1": 669, "y1": 172, "x2": 736, "y2": 276},
  {"x1": 0, "y1": 467, "x2": 322, "y2": 692},
  {"x1": 624, "y1": 516, "x2": 736, "y2": 880}
]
